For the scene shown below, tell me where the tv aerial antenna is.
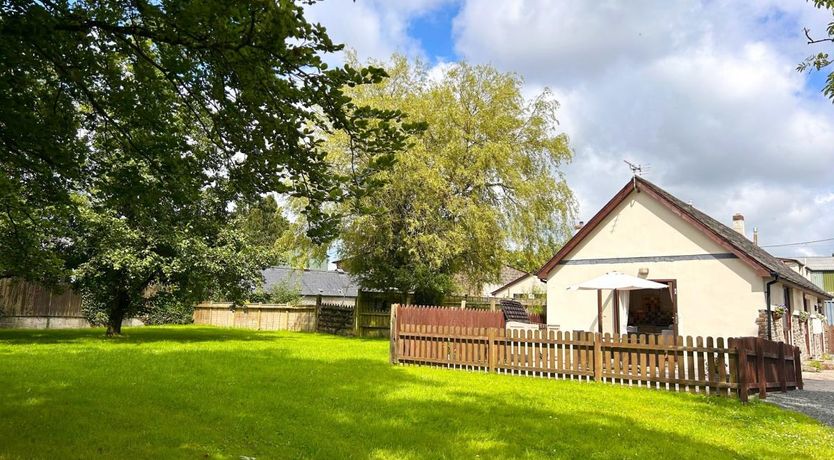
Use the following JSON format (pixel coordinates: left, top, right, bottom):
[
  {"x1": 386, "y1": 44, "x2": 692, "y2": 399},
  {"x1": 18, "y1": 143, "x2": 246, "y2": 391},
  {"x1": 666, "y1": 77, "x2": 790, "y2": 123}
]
[{"x1": 624, "y1": 160, "x2": 649, "y2": 176}]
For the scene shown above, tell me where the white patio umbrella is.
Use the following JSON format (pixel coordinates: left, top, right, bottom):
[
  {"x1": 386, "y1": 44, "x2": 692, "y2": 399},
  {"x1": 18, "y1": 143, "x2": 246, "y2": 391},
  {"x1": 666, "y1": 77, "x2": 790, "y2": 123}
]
[{"x1": 567, "y1": 272, "x2": 668, "y2": 334}]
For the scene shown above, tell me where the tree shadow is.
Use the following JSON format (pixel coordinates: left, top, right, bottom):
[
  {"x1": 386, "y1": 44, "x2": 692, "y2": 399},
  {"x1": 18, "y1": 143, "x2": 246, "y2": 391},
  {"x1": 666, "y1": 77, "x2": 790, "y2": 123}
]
[{"x1": 0, "y1": 325, "x2": 283, "y2": 345}]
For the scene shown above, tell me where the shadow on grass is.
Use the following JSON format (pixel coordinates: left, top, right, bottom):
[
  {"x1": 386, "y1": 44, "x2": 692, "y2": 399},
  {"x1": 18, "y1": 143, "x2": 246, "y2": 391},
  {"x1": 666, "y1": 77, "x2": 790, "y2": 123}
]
[
  {"x1": 1, "y1": 329, "x2": 828, "y2": 459},
  {"x1": 246, "y1": 358, "x2": 802, "y2": 459},
  {"x1": 0, "y1": 325, "x2": 282, "y2": 345}
]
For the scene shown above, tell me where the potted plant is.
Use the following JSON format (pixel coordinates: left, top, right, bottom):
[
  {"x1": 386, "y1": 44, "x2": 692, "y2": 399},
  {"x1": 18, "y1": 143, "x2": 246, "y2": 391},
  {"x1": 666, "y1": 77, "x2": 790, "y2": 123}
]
[
  {"x1": 772, "y1": 305, "x2": 786, "y2": 319},
  {"x1": 797, "y1": 311, "x2": 810, "y2": 322}
]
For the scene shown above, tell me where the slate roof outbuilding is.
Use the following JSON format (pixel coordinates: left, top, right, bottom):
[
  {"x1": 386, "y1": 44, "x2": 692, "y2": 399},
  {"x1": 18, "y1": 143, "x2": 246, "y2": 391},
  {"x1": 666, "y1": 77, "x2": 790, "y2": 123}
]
[{"x1": 261, "y1": 267, "x2": 360, "y2": 297}]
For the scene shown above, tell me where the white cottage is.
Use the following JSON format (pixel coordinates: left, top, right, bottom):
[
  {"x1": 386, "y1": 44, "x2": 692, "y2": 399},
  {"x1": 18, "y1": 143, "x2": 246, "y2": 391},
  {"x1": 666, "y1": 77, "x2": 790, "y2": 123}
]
[{"x1": 537, "y1": 176, "x2": 831, "y2": 352}]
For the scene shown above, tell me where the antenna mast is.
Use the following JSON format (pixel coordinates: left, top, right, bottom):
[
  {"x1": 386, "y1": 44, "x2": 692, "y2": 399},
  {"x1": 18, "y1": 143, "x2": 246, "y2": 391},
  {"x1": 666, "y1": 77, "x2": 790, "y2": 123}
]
[{"x1": 623, "y1": 160, "x2": 645, "y2": 176}]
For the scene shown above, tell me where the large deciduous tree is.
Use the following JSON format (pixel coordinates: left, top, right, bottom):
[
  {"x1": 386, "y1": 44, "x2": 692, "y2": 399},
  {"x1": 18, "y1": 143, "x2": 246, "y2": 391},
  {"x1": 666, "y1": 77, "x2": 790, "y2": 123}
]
[
  {"x1": 0, "y1": 1, "x2": 416, "y2": 334},
  {"x1": 332, "y1": 57, "x2": 576, "y2": 302}
]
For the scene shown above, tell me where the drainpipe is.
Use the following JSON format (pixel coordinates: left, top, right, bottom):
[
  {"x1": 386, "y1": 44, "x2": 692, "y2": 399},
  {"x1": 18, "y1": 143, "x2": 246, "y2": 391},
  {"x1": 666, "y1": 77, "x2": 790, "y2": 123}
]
[{"x1": 765, "y1": 272, "x2": 779, "y2": 341}]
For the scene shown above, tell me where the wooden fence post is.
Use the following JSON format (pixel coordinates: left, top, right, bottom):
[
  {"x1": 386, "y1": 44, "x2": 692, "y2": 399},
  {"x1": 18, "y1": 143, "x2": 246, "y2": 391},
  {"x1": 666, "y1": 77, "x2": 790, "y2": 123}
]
[
  {"x1": 755, "y1": 338, "x2": 767, "y2": 399},
  {"x1": 593, "y1": 333, "x2": 602, "y2": 382},
  {"x1": 734, "y1": 339, "x2": 749, "y2": 402},
  {"x1": 488, "y1": 328, "x2": 496, "y2": 373},
  {"x1": 794, "y1": 346, "x2": 803, "y2": 390},
  {"x1": 354, "y1": 297, "x2": 362, "y2": 337},
  {"x1": 489, "y1": 297, "x2": 497, "y2": 312},
  {"x1": 314, "y1": 294, "x2": 322, "y2": 333},
  {"x1": 389, "y1": 304, "x2": 399, "y2": 364},
  {"x1": 778, "y1": 342, "x2": 787, "y2": 393}
]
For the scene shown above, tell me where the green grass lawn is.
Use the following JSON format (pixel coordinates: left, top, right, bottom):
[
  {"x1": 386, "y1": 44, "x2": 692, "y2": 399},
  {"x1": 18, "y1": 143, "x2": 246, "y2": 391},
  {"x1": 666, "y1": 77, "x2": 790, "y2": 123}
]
[{"x1": 0, "y1": 327, "x2": 831, "y2": 459}]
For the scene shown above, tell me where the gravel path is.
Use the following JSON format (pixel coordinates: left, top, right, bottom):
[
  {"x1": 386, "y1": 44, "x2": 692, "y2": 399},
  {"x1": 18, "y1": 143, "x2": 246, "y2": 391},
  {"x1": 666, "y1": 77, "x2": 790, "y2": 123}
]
[{"x1": 766, "y1": 371, "x2": 834, "y2": 427}]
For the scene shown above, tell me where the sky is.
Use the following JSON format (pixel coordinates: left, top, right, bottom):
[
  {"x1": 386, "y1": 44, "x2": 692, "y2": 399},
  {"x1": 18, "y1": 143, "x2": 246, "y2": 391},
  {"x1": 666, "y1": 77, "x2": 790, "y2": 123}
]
[{"x1": 304, "y1": 0, "x2": 834, "y2": 259}]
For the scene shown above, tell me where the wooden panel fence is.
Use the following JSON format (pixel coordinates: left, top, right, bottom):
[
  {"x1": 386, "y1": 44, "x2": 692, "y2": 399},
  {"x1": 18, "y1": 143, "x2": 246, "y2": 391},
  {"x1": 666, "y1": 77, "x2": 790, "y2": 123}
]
[
  {"x1": 357, "y1": 309, "x2": 390, "y2": 337},
  {"x1": 193, "y1": 302, "x2": 316, "y2": 331},
  {"x1": 0, "y1": 278, "x2": 82, "y2": 317},
  {"x1": 390, "y1": 306, "x2": 803, "y2": 401}
]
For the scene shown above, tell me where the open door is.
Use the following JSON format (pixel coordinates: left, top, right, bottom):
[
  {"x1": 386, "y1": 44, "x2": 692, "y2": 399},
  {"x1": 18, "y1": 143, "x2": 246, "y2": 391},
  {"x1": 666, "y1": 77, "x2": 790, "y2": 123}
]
[{"x1": 624, "y1": 279, "x2": 677, "y2": 337}]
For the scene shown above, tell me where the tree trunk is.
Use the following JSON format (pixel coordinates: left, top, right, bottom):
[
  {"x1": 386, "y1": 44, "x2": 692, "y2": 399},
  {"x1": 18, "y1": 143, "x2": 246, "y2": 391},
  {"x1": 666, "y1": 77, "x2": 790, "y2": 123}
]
[
  {"x1": 106, "y1": 309, "x2": 124, "y2": 336},
  {"x1": 106, "y1": 294, "x2": 128, "y2": 336}
]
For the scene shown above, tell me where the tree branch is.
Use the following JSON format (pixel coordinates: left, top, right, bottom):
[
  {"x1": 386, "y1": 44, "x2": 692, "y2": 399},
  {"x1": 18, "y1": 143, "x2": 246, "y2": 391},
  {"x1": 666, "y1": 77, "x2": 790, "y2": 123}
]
[{"x1": 804, "y1": 27, "x2": 834, "y2": 44}]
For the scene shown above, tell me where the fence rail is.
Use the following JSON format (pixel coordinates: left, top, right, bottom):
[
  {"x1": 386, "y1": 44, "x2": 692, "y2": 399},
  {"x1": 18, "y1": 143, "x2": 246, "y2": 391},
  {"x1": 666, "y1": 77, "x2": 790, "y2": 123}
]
[{"x1": 389, "y1": 305, "x2": 802, "y2": 401}]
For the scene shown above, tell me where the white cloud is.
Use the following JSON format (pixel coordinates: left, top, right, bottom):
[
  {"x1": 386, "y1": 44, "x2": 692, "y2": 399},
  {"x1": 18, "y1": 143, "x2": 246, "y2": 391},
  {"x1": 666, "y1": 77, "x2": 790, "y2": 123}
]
[
  {"x1": 304, "y1": 0, "x2": 834, "y2": 256},
  {"x1": 304, "y1": 0, "x2": 451, "y2": 62},
  {"x1": 452, "y1": 0, "x2": 834, "y2": 255},
  {"x1": 815, "y1": 193, "x2": 834, "y2": 205}
]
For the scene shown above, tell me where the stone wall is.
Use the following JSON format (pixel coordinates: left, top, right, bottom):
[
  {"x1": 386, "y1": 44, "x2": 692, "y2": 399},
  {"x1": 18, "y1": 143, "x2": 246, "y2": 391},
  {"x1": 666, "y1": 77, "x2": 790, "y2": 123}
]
[
  {"x1": 756, "y1": 309, "x2": 785, "y2": 342},
  {"x1": 756, "y1": 310, "x2": 831, "y2": 359}
]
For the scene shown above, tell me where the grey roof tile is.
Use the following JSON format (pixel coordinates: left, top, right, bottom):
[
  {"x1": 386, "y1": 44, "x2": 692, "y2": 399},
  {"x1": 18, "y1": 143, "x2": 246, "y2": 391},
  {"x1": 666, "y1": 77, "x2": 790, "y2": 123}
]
[
  {"x1": 638, "y1": 177, "x2": 831, "y2": 299},
  {"x1": 261, "y1": 267, "x2": 359, "y2": 297}
]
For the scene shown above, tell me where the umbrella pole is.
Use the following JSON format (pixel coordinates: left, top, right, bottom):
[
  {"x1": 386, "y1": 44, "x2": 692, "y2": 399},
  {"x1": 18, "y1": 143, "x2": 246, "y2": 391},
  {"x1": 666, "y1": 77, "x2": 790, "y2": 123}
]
[{"x1": 597, "y1": 290, "x2": 603, "y2": 334}]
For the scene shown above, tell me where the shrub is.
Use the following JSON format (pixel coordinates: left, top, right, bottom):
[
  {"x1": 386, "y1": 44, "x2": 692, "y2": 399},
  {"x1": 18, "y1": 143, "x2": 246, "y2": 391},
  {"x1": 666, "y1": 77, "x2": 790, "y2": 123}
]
[
  {"x1": 250, "y1": 281, "x2": 302, "y2": 305},
  {"x1": 82, "y1": 289, "x2": 195, "y2": 326},
  {"x1": 141, "y1": 296, "x2": 194, "y2": 325}
]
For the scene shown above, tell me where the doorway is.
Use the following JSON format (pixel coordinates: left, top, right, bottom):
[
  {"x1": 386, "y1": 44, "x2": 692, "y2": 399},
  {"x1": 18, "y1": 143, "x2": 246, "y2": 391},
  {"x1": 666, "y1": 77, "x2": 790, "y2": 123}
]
[{"x1": 625, "y1": 280, "x2": 677, "y2": 336}]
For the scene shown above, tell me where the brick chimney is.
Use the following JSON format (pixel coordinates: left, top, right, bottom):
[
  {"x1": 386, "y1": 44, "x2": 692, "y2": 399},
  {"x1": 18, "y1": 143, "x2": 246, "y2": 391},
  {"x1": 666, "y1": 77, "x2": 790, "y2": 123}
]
[{"x1": 732, "y1": 213, "x2": 745, "y2": 236}]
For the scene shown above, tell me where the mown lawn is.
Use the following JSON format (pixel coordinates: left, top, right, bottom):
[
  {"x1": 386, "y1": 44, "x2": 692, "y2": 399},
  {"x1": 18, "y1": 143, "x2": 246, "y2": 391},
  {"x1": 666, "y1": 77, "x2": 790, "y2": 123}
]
[{"x1": 0, "y1": 327, "x2": 831, "y2": 459}]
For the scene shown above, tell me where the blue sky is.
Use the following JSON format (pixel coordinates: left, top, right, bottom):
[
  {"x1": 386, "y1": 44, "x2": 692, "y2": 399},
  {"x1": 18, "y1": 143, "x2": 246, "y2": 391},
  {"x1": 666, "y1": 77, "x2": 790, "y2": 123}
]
[
  {"x1": 306, "y1": 0, "x2": 834, "y2": 257},
  {"x1": 407, "y1": 2, "x2": 459, "y2": 62}
]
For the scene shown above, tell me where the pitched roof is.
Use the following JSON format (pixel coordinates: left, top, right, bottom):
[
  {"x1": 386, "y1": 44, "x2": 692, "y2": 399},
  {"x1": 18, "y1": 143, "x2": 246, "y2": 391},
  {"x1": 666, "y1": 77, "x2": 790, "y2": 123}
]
[
  {"x1": 491, "y1": 272, "x2": 538, "y2": 296},
  {"x1": 798, "y1": 257, "x2": 834, "y2": 271},
  {"x1": 454, "y1": 265, "x2": 528, "y2": 295},
  {"x1": 261, "y1": 267, "x2": 359, "y2": 297},
  {"x1": 498, "y1": 266, "x2": 528, "y2": 286},
  {"x1": 537, "y1": 176, "x2": 831, "y2": 299}
]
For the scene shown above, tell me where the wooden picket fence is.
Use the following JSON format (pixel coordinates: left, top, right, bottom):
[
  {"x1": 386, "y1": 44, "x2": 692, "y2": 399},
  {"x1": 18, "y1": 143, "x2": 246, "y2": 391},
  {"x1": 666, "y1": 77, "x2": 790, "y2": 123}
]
[{"x1": 389, "y1": 306, "x2": 803, "y2": 401}]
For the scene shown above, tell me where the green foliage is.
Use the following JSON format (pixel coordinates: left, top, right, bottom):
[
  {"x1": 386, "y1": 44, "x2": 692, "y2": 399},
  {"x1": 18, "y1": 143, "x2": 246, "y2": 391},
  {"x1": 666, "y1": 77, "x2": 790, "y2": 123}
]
[
  {"x1": 140, "y1": 291, "x2": 195, "y2": 325},
  {"x1": 0, "y1": 327, "x2": 833, "y2": 458},
  {"x1": 335, "y1": 56, "x2": 576, "y2": 297},
  {"x1": 799, "y1": 1, "x2": 834, "y2": 101},
  {"x1": 0, "y1": 1, "x2": 415, "y2": 333},
  {"x1": 232, "y1": 195, "x2": 292, "y2": 266},
  {"x1": 250, "y1": 280, "x2": 302, "y2": 305}
]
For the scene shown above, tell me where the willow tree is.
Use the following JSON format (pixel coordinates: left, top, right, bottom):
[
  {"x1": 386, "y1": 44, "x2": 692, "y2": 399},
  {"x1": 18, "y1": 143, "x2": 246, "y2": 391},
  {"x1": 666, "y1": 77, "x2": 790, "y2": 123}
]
[
  {"x1": 0, "y1": 1, "x2": 416, "y2": 334},
  {"x1": 333, "y1": 57, "x2": 576, "y2": 302}
]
